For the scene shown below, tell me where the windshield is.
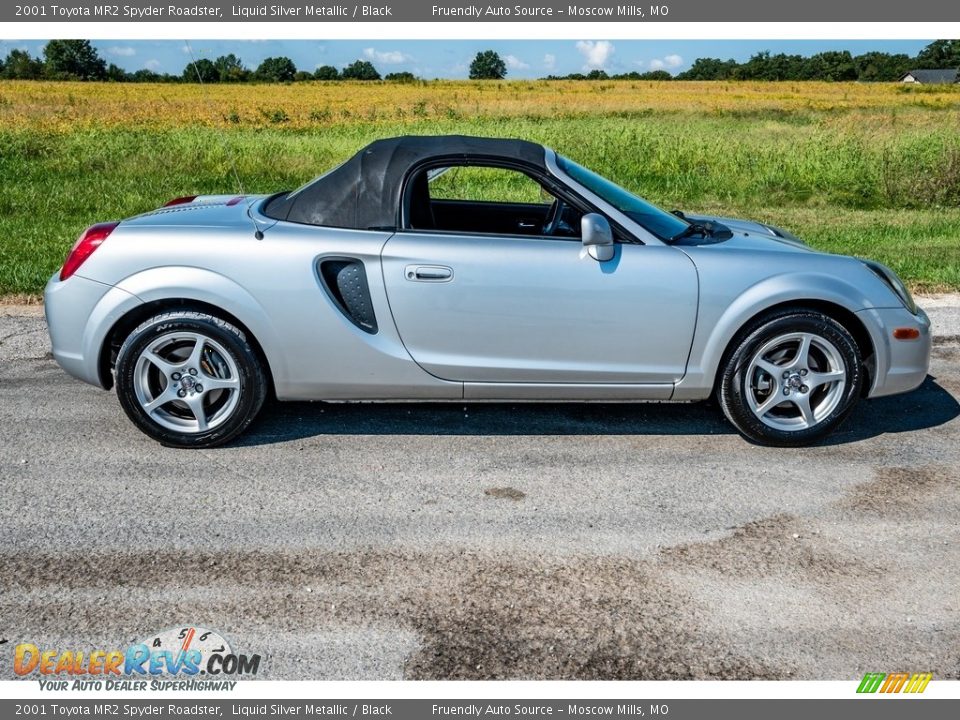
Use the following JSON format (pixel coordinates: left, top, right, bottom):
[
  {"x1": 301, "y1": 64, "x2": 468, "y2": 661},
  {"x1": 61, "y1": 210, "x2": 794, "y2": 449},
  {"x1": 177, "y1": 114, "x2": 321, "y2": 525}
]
[{"x1": 555, "y1": 156, "x2": 689, "y2": 241}]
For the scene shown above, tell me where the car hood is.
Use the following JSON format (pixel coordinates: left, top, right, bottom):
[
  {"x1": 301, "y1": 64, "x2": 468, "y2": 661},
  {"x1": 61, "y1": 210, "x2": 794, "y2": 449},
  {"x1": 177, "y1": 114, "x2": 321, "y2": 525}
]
[{"x1": 682, "y1": 213, "x2": 813, "y2": 253}]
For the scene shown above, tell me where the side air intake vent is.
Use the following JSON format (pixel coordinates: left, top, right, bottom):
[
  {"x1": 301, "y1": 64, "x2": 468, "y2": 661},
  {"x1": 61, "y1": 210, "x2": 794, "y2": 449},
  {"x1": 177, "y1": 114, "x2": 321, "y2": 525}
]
[{"x1": 317, "y1": 258, "x2": 378, "y2": 334}]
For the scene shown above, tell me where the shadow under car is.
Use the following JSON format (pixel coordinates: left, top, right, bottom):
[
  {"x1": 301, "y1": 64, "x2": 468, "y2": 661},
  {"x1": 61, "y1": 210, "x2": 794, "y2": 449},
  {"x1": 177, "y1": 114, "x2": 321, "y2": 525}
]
[{"x1": 231, "y1": 375, "x2": 958, "y2": 448}]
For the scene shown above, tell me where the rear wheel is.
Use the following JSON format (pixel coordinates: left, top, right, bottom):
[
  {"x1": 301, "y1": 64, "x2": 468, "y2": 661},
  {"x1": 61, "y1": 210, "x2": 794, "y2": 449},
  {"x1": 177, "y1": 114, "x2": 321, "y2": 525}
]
[
  {"x1": 115, "y1": 310, "x2": 267, "y2": 448},
  {"x1": 718, "y1": 310, "x2": 863, "y2": 446}
]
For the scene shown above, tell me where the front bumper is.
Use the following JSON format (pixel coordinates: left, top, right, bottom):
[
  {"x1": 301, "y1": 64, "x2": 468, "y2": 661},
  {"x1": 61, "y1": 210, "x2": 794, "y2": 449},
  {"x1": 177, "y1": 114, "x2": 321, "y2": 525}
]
[
  {"x1": 856, "y1": 305, "x2": 932, "y2": 398},
  {"x1": 44, "y1": 272, "x2": 142, "y2": 389}
]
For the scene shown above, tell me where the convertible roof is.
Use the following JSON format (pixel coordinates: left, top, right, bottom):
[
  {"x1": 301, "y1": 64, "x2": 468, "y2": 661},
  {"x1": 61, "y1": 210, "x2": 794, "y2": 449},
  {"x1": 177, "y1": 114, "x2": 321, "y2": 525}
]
[{"x1": 263, "y1": 135, "x2": 547, "y2": 229}]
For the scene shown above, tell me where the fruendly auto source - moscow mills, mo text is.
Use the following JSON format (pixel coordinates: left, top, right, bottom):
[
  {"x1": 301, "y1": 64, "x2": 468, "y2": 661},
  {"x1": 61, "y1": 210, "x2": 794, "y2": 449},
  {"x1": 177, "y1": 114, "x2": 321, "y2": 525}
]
[{"x1": 431, "y1": 5, "x2": 667, "y2": 17}]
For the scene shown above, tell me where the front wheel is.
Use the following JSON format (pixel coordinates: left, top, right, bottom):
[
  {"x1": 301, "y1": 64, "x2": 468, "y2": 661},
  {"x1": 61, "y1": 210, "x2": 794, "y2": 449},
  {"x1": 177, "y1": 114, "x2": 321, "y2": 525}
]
[
  {"x1": 115, "y1": 310, "x2": 267, "y2": 448},
  {"x1": 718, "y1": 310, "x2": 863, "y2": 446}
]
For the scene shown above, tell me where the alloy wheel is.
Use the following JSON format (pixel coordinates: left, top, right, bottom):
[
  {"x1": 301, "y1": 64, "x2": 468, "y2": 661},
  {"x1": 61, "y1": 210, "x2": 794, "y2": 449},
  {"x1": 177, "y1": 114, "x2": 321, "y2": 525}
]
[
  {"x1": 744, "y1": 331, "x2": 847, "y2": 432},
  {"x1": 132, "y1": 331, "x2": 241, "y2": 434}
]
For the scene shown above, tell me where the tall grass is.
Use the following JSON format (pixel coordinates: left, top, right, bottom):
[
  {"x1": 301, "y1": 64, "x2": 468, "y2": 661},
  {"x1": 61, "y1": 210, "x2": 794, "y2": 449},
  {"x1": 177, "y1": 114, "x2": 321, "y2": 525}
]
[{"x1": 2, "y1": 80, "x2": 959, "y2": 295}]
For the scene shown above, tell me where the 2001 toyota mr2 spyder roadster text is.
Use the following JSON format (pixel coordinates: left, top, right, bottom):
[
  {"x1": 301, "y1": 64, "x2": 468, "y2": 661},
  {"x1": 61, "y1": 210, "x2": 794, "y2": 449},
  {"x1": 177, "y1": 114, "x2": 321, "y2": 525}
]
[{"x1": 45, "y1": 135, "x2": 931, "y2": 448}]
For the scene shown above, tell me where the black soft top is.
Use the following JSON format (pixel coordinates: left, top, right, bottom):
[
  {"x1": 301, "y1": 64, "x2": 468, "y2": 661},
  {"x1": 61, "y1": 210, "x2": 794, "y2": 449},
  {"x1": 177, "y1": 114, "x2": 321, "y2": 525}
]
[{"x1": 263, "y1": 135, "x2": 548, "y2": 229}]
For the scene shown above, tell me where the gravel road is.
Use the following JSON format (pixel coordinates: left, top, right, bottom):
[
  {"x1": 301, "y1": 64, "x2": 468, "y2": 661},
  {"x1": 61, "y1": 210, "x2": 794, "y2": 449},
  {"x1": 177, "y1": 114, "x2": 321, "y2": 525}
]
[{"x1": 1, "y1": 299, "x2": 958, "y2": 680}]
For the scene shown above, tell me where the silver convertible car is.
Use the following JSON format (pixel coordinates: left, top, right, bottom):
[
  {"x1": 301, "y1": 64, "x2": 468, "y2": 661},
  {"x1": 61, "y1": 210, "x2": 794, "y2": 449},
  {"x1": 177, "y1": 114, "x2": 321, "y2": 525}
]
[{"x1": 45, "y1": 135, "x2": 931, "y2": 448}]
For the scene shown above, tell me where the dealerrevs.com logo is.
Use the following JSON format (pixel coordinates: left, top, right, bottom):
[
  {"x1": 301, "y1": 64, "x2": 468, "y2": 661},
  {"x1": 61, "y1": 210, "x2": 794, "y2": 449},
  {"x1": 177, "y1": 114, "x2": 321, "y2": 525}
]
[{"x1": 14, "y1": 626, "x2": 261, "y2": 691}]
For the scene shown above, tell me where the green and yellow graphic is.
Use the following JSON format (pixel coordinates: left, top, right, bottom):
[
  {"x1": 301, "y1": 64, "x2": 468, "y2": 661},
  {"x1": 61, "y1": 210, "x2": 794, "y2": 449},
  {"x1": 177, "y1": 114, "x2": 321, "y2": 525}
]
[{"x1": 857, "y1": 672, "x2": 932, "y2": 694}]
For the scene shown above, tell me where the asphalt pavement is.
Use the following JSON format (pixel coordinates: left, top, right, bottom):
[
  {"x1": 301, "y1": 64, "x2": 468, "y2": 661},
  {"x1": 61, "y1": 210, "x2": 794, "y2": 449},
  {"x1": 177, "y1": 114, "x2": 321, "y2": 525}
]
[{"x1": 0, "y1": 298, "x2": 958, "y2": 680}]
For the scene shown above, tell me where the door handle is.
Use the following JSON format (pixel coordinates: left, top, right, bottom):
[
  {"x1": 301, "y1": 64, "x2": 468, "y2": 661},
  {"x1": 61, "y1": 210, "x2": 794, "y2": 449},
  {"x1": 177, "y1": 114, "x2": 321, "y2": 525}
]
[{"x1": 405, "y1": 265, "x2": 453, "y2": 282}]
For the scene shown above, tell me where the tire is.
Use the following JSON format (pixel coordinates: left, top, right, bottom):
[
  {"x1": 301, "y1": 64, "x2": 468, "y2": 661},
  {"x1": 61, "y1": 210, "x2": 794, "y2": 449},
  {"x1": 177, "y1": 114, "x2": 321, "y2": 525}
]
[
  {"x1": 115, "y1": 310, "x2": 267, "y2": 448},
  {"x1": 718, "y1": 309, "x2": 863, "y2": 447}
]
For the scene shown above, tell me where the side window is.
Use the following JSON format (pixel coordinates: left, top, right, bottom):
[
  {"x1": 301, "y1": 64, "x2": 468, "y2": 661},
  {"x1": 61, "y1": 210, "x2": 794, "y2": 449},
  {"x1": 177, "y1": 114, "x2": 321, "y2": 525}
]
[
  {"x1": 428, "y1": 166, "x2": 547, "y2": 205},
  {"x1": 406, "y1": 164, "x2": 582, "y2": 238}
]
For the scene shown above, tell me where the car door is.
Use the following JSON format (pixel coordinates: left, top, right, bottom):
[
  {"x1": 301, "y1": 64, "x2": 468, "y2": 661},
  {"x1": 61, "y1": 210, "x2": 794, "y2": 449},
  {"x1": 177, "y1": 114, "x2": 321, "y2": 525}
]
[
  {"x1": 380, "y1": 162, "x2": 699, "y2": 388},
  {"x1": 382, "y1": 233, "x2": 698, "y2": 386}
]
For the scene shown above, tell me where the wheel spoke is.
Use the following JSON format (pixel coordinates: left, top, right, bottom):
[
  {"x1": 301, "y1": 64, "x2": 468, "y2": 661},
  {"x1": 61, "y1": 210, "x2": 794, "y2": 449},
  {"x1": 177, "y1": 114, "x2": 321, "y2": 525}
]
[
  {"x1": 755, "y1": 390, "x2": 784, "y2": 416},
  {"x1": 143, "y1": 385, "x2": 179, "y2": 414},
  {"x1": 186, "y1": 337, "x2": 207, "y2": 370},
  {"x1": 185, "y1": 395, "x2": 209, "y2": 431},
  {"x1": 756, "y1": 358, "x2": 782, "y2": 378},
  {"x1": 143, "y1": 350, "x2": 177, "y2": 377},
  {"x1": 795, "y1": 334, "x2": 812, "y2": 367},
  {"x1": 793, "y1": 394, "x2": 816, "y2": 427},
  {"x1": 807, "y1": 368, "x2": 845, "y2": 389},
  {"x1": 201, "y1": 376, "x2": 239, "y2": 391}
]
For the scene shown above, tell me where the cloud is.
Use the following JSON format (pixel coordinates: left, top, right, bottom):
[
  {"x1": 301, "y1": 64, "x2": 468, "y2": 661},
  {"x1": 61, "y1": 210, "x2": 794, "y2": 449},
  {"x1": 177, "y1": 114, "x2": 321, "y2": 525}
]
[
  {"x1": 649, "y1": 54, "x2": 684, "y2": 71},
  {"x1": 144, "y1": 59, "x2": 162, "y2": 71},
  {"x1": 106, "y1": 46, "x2": 135, "y2": 57},
  {"x1": 543, "y1": 53, "x2": 556, "y2": 71},
  {"x1": 363, "y1": 48, "x2": 412, "y2": 65},
  {"x1": 575, "y1": 40, "x2": 615, "y2": 71},
  {"x1": 504, "y1": 55, "x2": 529, "y2": 71}
]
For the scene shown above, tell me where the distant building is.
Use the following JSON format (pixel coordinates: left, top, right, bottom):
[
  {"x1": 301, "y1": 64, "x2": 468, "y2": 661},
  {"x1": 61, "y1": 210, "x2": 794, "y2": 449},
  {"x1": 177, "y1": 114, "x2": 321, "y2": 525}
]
[{"x1": 899, "y1": 68, "x2": 959, "y2": 84}]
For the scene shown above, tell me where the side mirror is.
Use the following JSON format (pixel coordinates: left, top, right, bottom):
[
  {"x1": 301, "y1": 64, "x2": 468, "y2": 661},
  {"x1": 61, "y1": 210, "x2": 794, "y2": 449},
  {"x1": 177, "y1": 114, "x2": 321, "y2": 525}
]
[{"x1": 581, "y1": 213, "x2": 615, "y2": 262}]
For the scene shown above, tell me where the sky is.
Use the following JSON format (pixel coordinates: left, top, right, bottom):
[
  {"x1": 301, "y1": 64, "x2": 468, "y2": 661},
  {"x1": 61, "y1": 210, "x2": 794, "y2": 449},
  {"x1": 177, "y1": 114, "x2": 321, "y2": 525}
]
[{"x1": 1, "y1": 39, "x2": 934, "y2": 78}]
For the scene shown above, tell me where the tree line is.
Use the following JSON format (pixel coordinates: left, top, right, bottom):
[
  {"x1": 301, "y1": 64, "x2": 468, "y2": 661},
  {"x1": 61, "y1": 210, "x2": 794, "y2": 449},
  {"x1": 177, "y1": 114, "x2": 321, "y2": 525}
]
[
  {"x1": 676, "y1": 41, "x2": 959, "y2": 81},
  {"x1": 3, "y1": 40, "x2": 959, "y2": 83},
  {"x1": 0, "y1": 40, "x2": 408, "y2": 83},
  {"x1": 547, "y1": 41, "x2": 960, "y2": 82}
]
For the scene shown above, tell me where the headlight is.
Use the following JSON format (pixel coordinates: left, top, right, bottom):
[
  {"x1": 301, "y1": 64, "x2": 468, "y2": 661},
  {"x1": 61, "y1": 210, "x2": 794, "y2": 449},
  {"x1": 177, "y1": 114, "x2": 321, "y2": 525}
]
[{"x1": 863, "y1": 260, "x2": 917, "y2": 314}]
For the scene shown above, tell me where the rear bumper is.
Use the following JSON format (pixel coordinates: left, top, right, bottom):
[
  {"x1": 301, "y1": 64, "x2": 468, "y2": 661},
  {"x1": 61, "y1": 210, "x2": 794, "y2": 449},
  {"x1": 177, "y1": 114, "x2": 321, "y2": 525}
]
[
  {"x1": 44, "y1": 272, "x2": 142, "y2": 389},
  {"x1": 857, "y1": 305, "x2": 932, "y2": 398}
]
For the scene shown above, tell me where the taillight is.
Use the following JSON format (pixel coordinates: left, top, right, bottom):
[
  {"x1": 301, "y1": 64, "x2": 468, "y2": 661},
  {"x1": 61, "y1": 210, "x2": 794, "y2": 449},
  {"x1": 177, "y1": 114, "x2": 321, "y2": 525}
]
[
  {"x1": 60, "y1": 222, "x2": 119, "y2": 281},
  {"x1": 164, "y1": 195, "x2": 197, "y2": 207}
]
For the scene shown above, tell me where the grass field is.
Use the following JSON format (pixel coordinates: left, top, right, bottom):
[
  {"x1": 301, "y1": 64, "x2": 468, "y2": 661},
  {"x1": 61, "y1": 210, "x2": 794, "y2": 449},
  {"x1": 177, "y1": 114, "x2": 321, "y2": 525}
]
[{"x1": 2, "y1": 79, "x2": 959, "y2": 296}]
